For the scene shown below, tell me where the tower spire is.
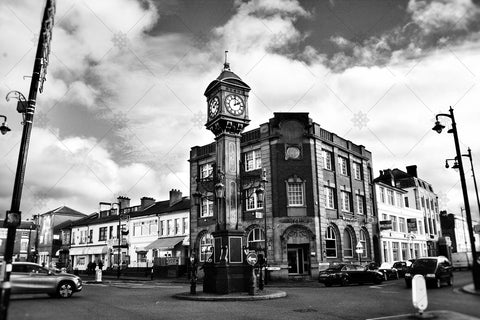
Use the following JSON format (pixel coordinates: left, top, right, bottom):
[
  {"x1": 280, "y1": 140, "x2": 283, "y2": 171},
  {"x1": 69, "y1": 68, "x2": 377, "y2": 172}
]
[{"x1": 223, "y1": 50, "x2": 230, "y2": 71}]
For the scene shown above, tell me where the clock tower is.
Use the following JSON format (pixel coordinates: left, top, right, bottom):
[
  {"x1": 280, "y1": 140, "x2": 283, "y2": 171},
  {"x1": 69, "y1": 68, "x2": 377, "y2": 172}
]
[{"x1": 202, "y1": 55, "x2": 252, "y2": 294}]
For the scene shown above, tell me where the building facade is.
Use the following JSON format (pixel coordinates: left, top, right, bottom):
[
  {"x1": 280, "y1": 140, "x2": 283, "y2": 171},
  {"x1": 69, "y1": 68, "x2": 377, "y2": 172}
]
[
  {"x1": 189, "y1": 64, "x2": 377, "y2": 281},
  {"x1": 374, "y1": 166, "x2": 441, "y2": 263}
]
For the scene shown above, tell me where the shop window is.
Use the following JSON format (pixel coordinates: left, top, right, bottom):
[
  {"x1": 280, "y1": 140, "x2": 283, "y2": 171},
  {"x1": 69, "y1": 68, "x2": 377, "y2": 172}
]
[
  {"x1": 199, "y1": 234, "x2": 214, "y2": 262},
  {"x1": 325, "y1": 226, "x2": 337, "y2": 258},
  {"x1": 343, "y1": 229, "x2": 353, "y2": 258}
]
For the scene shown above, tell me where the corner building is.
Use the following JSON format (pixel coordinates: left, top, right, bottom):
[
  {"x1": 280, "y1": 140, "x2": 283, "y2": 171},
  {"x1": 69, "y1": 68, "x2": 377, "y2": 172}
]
[{"x1": 190, "y1": 65, "x2": 377, "y2": 281}]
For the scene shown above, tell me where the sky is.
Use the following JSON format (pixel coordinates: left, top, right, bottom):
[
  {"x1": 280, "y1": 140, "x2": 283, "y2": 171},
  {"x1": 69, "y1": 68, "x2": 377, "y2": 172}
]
[{"x1": 1, "y1": 0, "x2": 480, "y2": 221}]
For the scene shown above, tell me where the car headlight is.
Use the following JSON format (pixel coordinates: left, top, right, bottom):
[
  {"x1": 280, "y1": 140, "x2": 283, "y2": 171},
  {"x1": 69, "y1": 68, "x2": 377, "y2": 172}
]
[
  {"x1": 405, "y1": 273, "x2": 411, "y2": 278},
  {"x1": 426, "y1": 274, "x2": 436, "y2": 278}
]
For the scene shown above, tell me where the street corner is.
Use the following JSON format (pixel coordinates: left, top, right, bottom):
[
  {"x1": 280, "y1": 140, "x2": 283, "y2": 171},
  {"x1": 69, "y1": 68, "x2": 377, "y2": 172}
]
[
  {"x1": 366, "y1": 310, "x2": 480, "y2": 320},
  {"x1": 462, "y1": 284, "x2": 480, "y2": 296},
  {"x1": 173, "y1": 289, "x2": 287, "y2": 301}
]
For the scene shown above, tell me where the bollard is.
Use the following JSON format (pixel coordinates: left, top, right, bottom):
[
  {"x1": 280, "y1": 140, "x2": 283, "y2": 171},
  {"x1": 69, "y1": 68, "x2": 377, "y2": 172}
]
[{"x1": 95, "y1": 268, "x2": 102, "y2": 283}]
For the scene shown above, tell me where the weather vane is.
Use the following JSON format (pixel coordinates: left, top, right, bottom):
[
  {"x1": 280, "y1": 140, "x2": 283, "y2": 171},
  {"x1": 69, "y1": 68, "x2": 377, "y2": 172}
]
[{"x1": 223, "y1": 50, "x2": 230, "y2": 70}]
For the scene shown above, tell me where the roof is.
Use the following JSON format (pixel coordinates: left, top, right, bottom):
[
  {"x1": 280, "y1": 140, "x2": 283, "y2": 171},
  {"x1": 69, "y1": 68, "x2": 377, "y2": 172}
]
[
  {"x1": 39, "y1": 206, "x2": 86, "y2": 218},
  {"x1": 67, "y1": 197, "x2": 190, "y2": 228},
  {"x1": 204, "y1": 67, "x2": 250, "y2": 96}
]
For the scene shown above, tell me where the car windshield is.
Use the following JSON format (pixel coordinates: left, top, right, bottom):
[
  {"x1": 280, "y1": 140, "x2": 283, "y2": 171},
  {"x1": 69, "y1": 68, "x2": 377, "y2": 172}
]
[
  {"x1": 380, "y1": 263, "x2": 392, "y2": 269},
  {"x1": 412, "y1": 259, "x2": 437, "y2": 272},
  {"x1": 325, "y1": 265, "x2": 344, "y2": 272}
]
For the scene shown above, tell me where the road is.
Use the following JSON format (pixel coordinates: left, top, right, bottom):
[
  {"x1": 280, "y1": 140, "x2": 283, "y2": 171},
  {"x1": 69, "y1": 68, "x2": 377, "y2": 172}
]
[{"x1": 8, "y1": 271, "x2": 480, "y2": 320}]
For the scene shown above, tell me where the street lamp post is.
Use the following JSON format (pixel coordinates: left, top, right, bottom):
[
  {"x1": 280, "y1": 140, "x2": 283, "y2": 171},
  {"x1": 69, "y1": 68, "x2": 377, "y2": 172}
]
[
  {"x1": 464, "y1": 148, "x2": 480, "y2": 215},
  {"x1": 0, "y1": 1, "x2": 55, "y2": 318},
  {"x1": 433, "y1": 106, "x2": 480, "y2": 290}
]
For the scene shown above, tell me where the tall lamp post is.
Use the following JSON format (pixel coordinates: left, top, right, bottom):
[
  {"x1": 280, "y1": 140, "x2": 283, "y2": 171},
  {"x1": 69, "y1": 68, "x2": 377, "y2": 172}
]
[
  {"x1": 0, "y1": 1, "x2": 55, "y2": 318},
  {"x1": 463, "y1": 148, "x2": 480, "y2": 215},
  {"x1": 432, "y1": 106, "x2": 480, "y2": 290}
]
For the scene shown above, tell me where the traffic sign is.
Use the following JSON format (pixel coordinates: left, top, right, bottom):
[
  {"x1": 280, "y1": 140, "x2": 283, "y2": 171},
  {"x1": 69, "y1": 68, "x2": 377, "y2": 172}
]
[{"x1": 246, "y1": 252, "x2": 258, "y2": 266}]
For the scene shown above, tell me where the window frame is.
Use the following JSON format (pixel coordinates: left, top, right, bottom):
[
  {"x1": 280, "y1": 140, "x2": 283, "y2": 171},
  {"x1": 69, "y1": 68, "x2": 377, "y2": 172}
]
[
  {"x1": 325, "y1": 226, "x2": 337, "y2": 258},
  {"x1": 352, "y1": 162, "x2": 362, "y2": 180},
  {"x1": 199, "y1": 233, "x2": 214, "y2": 263},
  {"x1": 324, "y1": 186, "x2": 335, "y2": 209},
  {"x1": 343, "y1": 229, "x2": 353, "y2": 258},
  {"x1": 244, "y1": 149, "x2": 262, "y2": 172},
  {"x1": 341, "y1": 191, "x2": 351, "y2": 212},
  {"x1": 355, "y1": 194, "x2": 364, "y2": 215},
  {"x1": 338, "y1": 156, "x2": 349, "y2": 176},
  {"x1": 286, "y1": 178, "x2": 305, "y2": 207},
  {"x1": 322, "y1": 150, "x2": 333, "y2": 171},
  {"x1": 200, "y1": 197, "x2": 214, "y2": 218}
]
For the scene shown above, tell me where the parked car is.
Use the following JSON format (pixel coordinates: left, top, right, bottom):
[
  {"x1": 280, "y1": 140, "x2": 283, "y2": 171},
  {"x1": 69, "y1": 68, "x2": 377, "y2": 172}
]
[
  {"x1": 404, "y1": 256, "x2": 453, "y2": 289},
  {"x1": 318, "y1": 264, "x2": 384, "y2": 286},
  {"x1": 392, "y1": 261, "x2": 412, "y2": 278},
  {"x1": 11, "y1": 262, "x2": 83, "y2": 298},
  {"x1": 379, "y1": 262, "x2": 399, "y2": 280}
]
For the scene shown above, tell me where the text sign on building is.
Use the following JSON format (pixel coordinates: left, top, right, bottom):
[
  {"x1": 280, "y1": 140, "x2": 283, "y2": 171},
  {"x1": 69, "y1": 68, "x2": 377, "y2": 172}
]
[
  {"x1": 379, "y1": 220, "x2": 392, "y2": 230},
  {"x1": 407, "y1": 218, "x2": 418, "y2": 232}
]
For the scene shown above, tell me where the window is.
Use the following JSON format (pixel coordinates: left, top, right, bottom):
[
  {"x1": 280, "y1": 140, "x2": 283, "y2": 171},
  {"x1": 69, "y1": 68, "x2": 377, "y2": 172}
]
[
  {"x1": 379, "y1": 187, "x2": 385, "y2": 203},
  {"x1": 391, "y1": 216, "x2": 398, "y2": 232},
  {"x1": 245, "y1": 188, "x2": 264, "y2": 210},
  {"x1": 387, "y1": 190, "x2": 394, "y2": 205},
  {"x1": 200, "y1": 234, "x2": 214, "y2": 262},
  {"x1": 137, "y1": 252, "x2": 147, "y2": 263},
  {"x1": 200, "y1": 198, "x2": 214, "y2": 217},
  {"x1": 167, "y1": 220, "x2": 172, "y2": 235},
  {"x1": 401, "y1": 243, "x2": 408, "y2": 260},
  {"x1": 175, "y1": 219, "x2": 180, "y2": 235},
  {"x1": 287, "y1": 180, "x2": 304, "y2": 206},
  {"x1": 89, "y1": 230, "x2": 93, "y2": 243},
  {"x1": 396, "y1": 193, "x2": 402, "y2": 207},
  {"x1": 404, "y1": 197, "x2": 409, "y2": 208},
  {"x1": 324, "y1": 187, "x2": 335, "y2": 209},
  {"x1": 245, "y1": 149, "x2": 262, "y2": 171},
  {"x1": 399, "y1": 217, "x2": 406, "y2": 233},
  {"x1": 247, "y1": 228, "x2": 265, "y2": 250},
  {"x1": 325, "y1": 226, "x2": 337, "y2": 258},
  {"x1": 338, "y1": 156, "x2": 348, "y2": 176},
  {"x1": 182, "y1": 217, "x2": 188, "y2": 234},
  {"x1": 359, "y1": 230, "x2": 368, "y2": 258},
  {"x1": 343, "y1": 229, "x2": 353, "y2": 257},
  {"x1": 99, "y1": 227, "x2": 107, "y2": 241},
  {"x1": 322, "y1": 150, "x2": 333, "y2": 170},
  {"x1": 109, "y1": 226, "x2": 113, "y2": 239},
  {"x1": 200, "y1": 163, "x2": 213, "y2": 179},
  {"x1": 352, "y1": 162, "x2": 362, "y2": 180},
  {"x1": 341, "y1": 191, "x2": 351, "y2": 212},
  {"x1": 355, "y1": 195, "x2": 364, "y2": 215},
  {"x1": 160, "y1": 221, "x2": 165, "y2": 236},
  {"x1": 392, "y1": 242, "x2": 399, "y2": 261}
]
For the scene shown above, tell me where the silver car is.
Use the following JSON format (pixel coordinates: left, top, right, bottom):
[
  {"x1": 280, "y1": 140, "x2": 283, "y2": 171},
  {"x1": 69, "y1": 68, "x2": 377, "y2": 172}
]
[{"x1": 11, "y1": 262, "x2": 83, "y2": 298}]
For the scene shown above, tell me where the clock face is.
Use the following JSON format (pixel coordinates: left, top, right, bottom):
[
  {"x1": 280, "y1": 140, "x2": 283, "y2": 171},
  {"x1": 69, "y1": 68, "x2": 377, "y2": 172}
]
[
  {"x1": 286, "y1": 146, "x2": 301, "y2": 159},
  {"x1": 208, "y1": 97, "x2": 219, "y2": 117},
  {"x1": 225, "y1": 95, "x2": 245, "y2": 116}
]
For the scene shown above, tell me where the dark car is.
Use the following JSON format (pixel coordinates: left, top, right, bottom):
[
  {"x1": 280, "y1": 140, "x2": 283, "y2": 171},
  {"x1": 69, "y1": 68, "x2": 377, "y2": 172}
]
[
  {"x1": 392, "y1": 261, "x2": 412, "y2": 278},
  {"x1": 378, "y1": 262, "x2": 399, "y2": 280},
  {"x1": 404, "y1": 256, "x2": 453, "y2": 289},
  {"x1": 318, "y1": 264, "x2": 384, "y2": 286},
  {"x1": 11, "y1": 262, "x2": 83, "y2": 298}
]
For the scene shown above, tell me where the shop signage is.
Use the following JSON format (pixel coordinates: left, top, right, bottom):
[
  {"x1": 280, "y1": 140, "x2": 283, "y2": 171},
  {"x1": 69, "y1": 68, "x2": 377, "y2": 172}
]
[
  {"x1": 379, "y1": 220, "x2": 392, "y2": 230},
  {"x1": 407, "y1": 218, "x2": 418, "y2": 232}
]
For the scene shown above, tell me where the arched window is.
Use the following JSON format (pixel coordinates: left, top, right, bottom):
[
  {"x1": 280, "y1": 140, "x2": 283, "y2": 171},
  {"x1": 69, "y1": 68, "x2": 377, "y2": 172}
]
[
  {"x1": 248, "y1": 228, "x2": 265, "y2": 250},
  {"x1": 199, "y1": 233, "x2": 214, "y2": 262},
  {"x1": 360, "y1": 229, "x2": 368, "y2": 258},
  {"x1": 343, "y1": 229, "x2": 353, "y2": 258},
  {"x1": 325, "y1": 226, "x2": 337, "y2": 258}
]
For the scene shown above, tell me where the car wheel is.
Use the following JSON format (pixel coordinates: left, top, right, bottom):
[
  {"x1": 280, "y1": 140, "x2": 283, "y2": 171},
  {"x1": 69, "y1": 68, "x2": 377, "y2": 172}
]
[
  {"x1": 57, "y1": 281, "x2": 74, "y2": 298},
  {"x1": 341, "y1": 277, "x2": 349, "y2": 286},
  {"x1": 435, "y1": 278, "x2": 441, "y2": 289}
]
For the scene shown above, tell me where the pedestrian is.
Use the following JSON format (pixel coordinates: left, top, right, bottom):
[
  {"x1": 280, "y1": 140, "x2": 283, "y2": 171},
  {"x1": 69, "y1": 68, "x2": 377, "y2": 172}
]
[{"x1": 98, "y1": 260, "x2": 104, "y2": 271}]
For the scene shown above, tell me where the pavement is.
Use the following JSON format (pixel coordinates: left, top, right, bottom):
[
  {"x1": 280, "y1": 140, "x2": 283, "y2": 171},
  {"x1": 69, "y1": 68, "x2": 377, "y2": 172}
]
[{"x1": 367, "y1": 310, "x2": 480, "y2": 320}]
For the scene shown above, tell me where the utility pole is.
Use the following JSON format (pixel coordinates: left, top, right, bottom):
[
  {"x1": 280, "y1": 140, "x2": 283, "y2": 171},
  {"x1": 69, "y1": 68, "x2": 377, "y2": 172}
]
[{"x1": 0, "y1": 1, "x2": 55, "y2": 319}]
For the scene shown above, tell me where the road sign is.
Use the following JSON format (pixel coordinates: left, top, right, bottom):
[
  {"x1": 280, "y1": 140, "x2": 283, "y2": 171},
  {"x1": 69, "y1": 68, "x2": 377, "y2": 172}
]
[
  {"x1": 412, "y1": 275, "x2": 428, "y2": 313},
  {"x1": 246, "y1": 252, "x2": 258, "y2": 266}
]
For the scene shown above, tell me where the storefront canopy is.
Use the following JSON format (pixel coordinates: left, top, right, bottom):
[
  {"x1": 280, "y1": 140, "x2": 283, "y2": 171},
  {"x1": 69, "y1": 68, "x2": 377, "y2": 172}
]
[
  {"x1": 145, "y1": 236, "x2": 185, "y2": 250},
  {"x1": 69, "y1": 246, "x2": 108, "y2": 256}
]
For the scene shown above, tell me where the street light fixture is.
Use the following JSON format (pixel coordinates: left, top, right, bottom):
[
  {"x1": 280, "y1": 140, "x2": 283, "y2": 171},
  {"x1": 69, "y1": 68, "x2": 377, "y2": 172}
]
[
  {"x1": 433, "y1": 106, "x2": 480, "y2": 290},
  {"x1": 0, "y1": 115, "x2": 11, "y2": 135}
]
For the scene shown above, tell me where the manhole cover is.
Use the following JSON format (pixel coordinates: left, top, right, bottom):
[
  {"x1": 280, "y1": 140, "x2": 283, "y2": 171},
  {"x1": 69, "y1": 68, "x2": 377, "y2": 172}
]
[{"x1": 293, "y1": 308, "x2": 318, "y2": 313}]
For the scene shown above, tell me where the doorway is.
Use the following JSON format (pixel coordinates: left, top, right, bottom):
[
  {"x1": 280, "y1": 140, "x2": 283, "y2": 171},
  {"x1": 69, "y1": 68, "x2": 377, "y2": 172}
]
[{"x1": 287, "y1": 244, "x2": 310, "y2": 275}]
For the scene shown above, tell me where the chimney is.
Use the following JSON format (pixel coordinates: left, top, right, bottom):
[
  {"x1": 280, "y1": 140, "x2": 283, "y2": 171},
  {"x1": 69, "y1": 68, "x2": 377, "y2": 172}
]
[
  {"x1": 117, "y1": 196, "x2": 131, "y2": 211},
  {"x1": 169, "y1": 189, "x2": 183, "y2": 207},
  {"x1": 406, "y1": 165, "x2": 418, "y2": 178},
  {"x1": 140, "y1": 197, "x2": 156, "y2": 210}
]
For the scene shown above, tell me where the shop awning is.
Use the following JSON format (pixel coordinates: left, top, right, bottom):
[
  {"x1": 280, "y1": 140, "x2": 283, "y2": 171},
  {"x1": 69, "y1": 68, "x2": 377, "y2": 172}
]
[
  {"x1": 145, "y1": 236, "x2": 185, "y2": 250},
  {"x1": 69, "y1": 246, "x2": 108, "y2": 255},
  {"x1": 69, "y1": 247, "x2": 86, "y2": 255}
]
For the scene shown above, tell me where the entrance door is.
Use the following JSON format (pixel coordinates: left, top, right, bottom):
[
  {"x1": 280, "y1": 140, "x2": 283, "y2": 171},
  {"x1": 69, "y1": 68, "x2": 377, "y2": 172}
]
[{"x1": 287, "y1": 244, "x2": 310, "y2": 275}]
